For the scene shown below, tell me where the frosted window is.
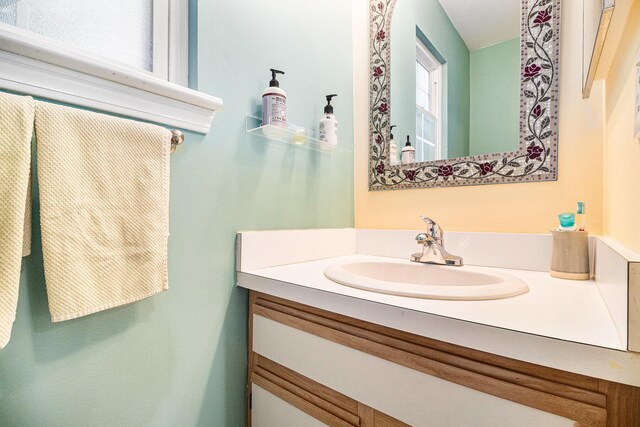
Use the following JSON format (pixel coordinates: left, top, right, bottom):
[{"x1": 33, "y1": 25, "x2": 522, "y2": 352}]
[
  {"x1": 6, "y1": 0, "x2": 153, "y2": 71},
  {"x1": 0, "y1": 1, "x2": 17, "y2": 25}
]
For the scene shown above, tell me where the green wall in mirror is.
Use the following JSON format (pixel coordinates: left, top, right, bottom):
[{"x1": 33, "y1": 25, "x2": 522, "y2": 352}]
[{"x1": 390, "y1": 0, "x2": 520, "y2": 163}]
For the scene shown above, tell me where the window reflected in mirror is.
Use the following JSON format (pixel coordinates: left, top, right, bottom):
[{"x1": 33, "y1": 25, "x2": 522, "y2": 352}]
[{"x1": 415, "y1": 38, "x2": 443, "y2": 163}]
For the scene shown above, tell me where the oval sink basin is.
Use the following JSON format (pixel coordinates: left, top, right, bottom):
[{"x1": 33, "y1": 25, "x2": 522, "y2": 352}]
[{"x1": 324, "y1": 260, "x2": 529, "y2": 300}]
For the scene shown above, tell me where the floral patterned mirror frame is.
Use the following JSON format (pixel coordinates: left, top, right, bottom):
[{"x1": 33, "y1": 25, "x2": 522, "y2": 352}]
[{"x1": 369, "y1": 0, "x2": 561, "y2": 190}]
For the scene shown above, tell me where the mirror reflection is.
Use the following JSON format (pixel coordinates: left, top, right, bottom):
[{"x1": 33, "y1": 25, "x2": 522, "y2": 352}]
[{"x1": 390, "y1": 0, "x2": 521, "y2": 165}]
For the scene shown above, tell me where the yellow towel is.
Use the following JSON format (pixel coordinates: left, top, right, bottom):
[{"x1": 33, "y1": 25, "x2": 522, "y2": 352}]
[
  {"x1": 35, "y1": 103, "x2": 171, "y2": 322},
  {"x1": 0, "y1": 92, "x2": 34, "y2": 348}
]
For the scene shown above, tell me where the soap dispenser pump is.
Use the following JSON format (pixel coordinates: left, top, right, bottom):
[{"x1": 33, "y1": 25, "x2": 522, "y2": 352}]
[
  {"x1": 319, "y1": 94, "x2": 338, "y2": 147},
  {"x1": 262, "y1": 68, "x2": 287, "y2": 128},
  {"x1": 389, "y1": 125, "x2": 398, "y2": 165},
  {"x1": 401, "y1": 135, "x2": 415, "y2": 164}
]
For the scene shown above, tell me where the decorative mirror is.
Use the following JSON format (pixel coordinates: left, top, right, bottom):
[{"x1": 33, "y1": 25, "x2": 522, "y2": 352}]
[{"x1": 369, "y1": 0, "x2": 561, "y2": 190}]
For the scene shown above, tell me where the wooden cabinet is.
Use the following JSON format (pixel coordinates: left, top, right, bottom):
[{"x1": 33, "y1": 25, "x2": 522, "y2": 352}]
[{"x1": 248, "y1": 291, "x2": 640, "y2": 426}]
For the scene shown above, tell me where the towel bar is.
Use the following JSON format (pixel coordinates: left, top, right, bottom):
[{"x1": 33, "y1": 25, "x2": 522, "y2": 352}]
[{"x1": 170, "y1": 130, "x2": 184, "y2": 154}]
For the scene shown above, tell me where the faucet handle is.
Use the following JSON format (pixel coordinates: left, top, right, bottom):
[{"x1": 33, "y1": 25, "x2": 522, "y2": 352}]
[
  {"x1": 420, "y1": 215, "x2": 433, "y2": 225},
  {"x1": 420, "y1": 215, "x2": 444, "y2": 246},
  {"x1": 420, "y1": 215, "x2": 437, "y2": 233}
]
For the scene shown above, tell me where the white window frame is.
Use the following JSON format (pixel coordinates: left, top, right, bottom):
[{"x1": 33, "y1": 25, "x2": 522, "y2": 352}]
[
  {"x1": 415, "y1": 38, "x2": 442, "y2": 161},
  {"x1": 0, "y1": 0, "x2": 222, "y2": 133}
]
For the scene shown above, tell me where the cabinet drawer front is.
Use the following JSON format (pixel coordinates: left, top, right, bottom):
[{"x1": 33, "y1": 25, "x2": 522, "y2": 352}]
[
  {"x1": 253, "y1": 314, "x2": 576, "y2": 427},
  {"x1": 251, "y1": 353, "x2": 409, "y2": 427}
]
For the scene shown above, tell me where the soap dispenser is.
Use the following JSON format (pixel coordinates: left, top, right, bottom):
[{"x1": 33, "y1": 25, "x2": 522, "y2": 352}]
[
  {"x1": 389, "y1": 125, "x2": 398, "y2": 165},
  {"x1": 319, "y1": 94, "x2": 338, "y2": 147},
  {"x1": 401, "y1": 135, "x2": 415, "y2": 164},
  {"x1": 262, "y1": 68, "x2": 287, "y2": 128}
]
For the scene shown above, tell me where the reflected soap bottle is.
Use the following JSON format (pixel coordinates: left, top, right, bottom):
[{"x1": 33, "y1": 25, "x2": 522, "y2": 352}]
[
  {"x1": 401, "y1": 135, "x2": 415, "y2": 164},
  {"x1": 389, "y1": 125, "x2": 398, "y2": 165}
]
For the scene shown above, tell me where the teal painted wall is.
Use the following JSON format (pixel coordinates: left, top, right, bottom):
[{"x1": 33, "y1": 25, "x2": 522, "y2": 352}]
[
  {"x1": 469, "y1": 38, "x2": 520, "y2": 156},
  {"x1": 390, "y1": 0, "x2": 470, "y2": 160},
  {"x1": 0, "y1": 0, "x2": 354, "y2": 425}
]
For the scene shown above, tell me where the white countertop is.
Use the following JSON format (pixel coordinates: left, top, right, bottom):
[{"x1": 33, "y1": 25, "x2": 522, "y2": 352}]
[
  {"x1": 241, "y1": 254, "x2": 623, "y2": 351},
  {"x1": 236, "y1": 228, "x2": 640, "y2": 386}
]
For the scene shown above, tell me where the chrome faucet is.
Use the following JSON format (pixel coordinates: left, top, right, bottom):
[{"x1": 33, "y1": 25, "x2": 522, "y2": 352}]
[{"x1": 410, "y1": 215, "x2": 463, "y2": 266}]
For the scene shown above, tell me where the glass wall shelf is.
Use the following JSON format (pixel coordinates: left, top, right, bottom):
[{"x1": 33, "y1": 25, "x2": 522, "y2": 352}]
[{"x1": 245, "y1": 115, "x2": 350, "y2": 153}]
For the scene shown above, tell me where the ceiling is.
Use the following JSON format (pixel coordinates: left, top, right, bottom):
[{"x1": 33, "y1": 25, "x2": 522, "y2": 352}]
[{"x1": 437, "y1": 0, "x2": 521, "y2": 51}]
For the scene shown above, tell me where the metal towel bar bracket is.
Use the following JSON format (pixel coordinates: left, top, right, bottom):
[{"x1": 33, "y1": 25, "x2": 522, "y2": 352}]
[{"x1": 170, "y1": 130, "x2": 184, "y2": 154}]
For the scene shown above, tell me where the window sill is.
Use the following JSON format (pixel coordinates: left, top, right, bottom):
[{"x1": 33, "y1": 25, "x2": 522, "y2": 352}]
[{"x1": 0, "y1": 27, "x2": 222, "y2": 133}]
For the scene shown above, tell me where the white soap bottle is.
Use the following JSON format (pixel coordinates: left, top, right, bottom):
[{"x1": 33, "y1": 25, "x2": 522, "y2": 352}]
[
  {"x1": 401, "y1": 135, "x2": 415, "y2": 164},
  {"x1": 319, "y1": 94, "x2": 338, "y2": 147},
  {"x1": 389, "y1": 125, "x2": 398, "y2": 165},
  {"x1": 262, "y1": 69, "x2": 287, "y2": 129}
]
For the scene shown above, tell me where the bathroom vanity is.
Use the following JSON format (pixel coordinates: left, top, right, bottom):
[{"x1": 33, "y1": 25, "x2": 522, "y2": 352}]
[
  {"x1": 234, "y1": 0, "x2": 640, "y2": 423},
  {"x1": 237, "y1": 229, "x2": 640, "y2": 426}
]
